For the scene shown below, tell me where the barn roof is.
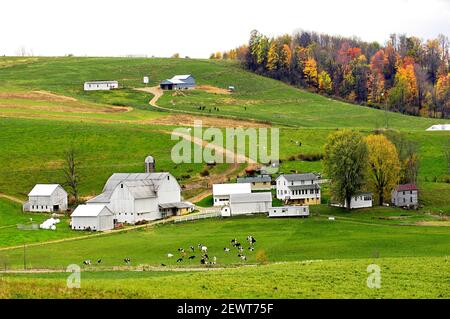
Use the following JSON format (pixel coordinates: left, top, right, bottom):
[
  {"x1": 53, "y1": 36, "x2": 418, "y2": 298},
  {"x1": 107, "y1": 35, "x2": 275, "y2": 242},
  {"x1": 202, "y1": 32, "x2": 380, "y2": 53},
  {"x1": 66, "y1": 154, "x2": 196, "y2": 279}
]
[
  {"x1": 72, "y1": 204, "x2": 112, "y2": 217},
  {"x1": 171, "y1": 74, "x2": 193, "y2": 80},
  {"x1": 237, "y1": 175, "x2": 271, "y2": 183},
  {"x1": 394, "y1": 184, "x2": 418, "y2": 192},
  {"x1": 229, "y1": 192, "x2": 272, "y2": 203},
  {"x1": 277, "y1": 173, "x2": 318, "y2": 182},
  {"x1": 28, "y1": 184, "x2": 64, "y2": 196},
  {"x1": 87, "y1": 173, "x2": 174, "y2": 203},
  {"x1": 212, "y1": 183, "x2": 251, "y2": 196}
]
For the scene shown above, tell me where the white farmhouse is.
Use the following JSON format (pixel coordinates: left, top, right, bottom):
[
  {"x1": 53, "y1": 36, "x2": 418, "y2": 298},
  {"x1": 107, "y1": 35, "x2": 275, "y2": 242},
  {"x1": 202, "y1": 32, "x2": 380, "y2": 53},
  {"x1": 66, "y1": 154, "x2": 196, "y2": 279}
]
[
  {"x1": 391, "y1": 184, "x2": 419, "y2": 208},
  {"x1": 84, "y1": 80, "x2": 119, "y2": 91},
  {"x1": 331, "y1": 193, "x2": 373, "y2": 209},
  {"x1": 276, "y1": 173, "x2": 321, "y2": 205},
  {"x1": 23, "y1": 184, "x2": 68, "y2": 213},
  {"x1": 221, "y1": 192, "x2": 272, "y2": 217},
  {"x1": 87, "y1": 172, "x2": 185, "y2": 224},
  {"x1": 269, "y1": 206, "x2": 309, "y2": 218},
  {"x1": 212, "y1": 183, "x2": 251, "y2": 206},
  {"x1": 71, "y1": 204, "x2": 114, "y2": 231}
]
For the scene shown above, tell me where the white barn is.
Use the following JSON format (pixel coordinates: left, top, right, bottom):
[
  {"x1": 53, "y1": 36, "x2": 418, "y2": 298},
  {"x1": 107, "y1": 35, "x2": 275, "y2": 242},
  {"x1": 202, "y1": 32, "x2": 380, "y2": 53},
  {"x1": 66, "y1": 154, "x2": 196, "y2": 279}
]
[
  {"x1": 331, "y1": 193, "x2": 373, "y2": 209},
  {"x1": 160, "y1": 75, "x2": 195, "y2": 90},
  {"x1": 23, "y1": 184, "x2": 68, "y2": 213},
  {"x1": 87, "y1": 172, "x2": 184, "y2": 224},
  {"x1": 212, "y1": 183, "x2": 251, "y2": 206},
  {"x1": 71, "y1": 204, "x2": 114, "y2": 231},
  {"x1": 269, "y1": 206, "x2": 309, "y2": 218},
  {"x1": 84, "y1": 81, "x2": 119, "y2": 91},
  {"x1": 221, "y1": 192, "x2": 272, "y2": 217}
]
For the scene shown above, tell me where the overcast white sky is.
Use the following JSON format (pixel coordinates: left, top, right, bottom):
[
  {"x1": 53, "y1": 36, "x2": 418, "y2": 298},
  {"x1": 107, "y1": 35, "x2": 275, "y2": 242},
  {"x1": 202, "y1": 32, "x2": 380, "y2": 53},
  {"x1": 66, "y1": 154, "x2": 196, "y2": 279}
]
[{"x1": 1, "y1": 0, "x2": 449, "y2": 58}]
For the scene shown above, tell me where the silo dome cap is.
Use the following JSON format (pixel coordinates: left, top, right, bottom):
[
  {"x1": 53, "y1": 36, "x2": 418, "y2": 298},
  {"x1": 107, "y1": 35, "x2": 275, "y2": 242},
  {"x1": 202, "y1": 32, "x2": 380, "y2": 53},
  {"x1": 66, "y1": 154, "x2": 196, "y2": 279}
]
[{"x1": 145, "y1": 156, "x2": 155, "y2": 163}]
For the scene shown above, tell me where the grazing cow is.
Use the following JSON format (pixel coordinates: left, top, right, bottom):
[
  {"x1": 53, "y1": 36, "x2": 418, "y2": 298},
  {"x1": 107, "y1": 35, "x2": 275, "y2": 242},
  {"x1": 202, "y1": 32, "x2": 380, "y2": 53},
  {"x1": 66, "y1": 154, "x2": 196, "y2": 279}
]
[
  {"x1": 188, "y1": 255, "x2": 196, "y2": 260},
  {"x1": 200, "y1": 258, "x2": 206, "y2": 265},
  {"x1": 248, "y1": 247, "x2": 254, "y2": 251},
  {"x1": 202, "y1": 254, "x2": 209, "y2": 260},
  {"x1": 201, "y1": 246, "x2": 208, "y2": 253},
  {"x1": 240, "y1": 255, "x2": 247, "y2": 261},
  {"x1": 224, "y1": 248, "x2": 230, "y2": 252},
  {"x1": 167, "y1": 253, "x2": 174, "y2": 258},
  {"x1": 213, "y1": 256, "x2": 217, "y2": 264},
  {"x1": 83, "y1": 260, "x2": 91, "y2": 265},
  {"x1": 251, "y1": 237, "x2": 256, "y2": 244},
  {"x1": 238, "y1": 246, "x2": 244, "y2": 253},
  {"x1": 177, "y1": 258, "x2": 183, "y2": 263},
  {"x1": 124, "y1": 258, "x2": 131, "y2": 264},
  {"x1": 190, "y1": 246, "x2": 195, "y2": 252},
  {"x1": 231, "y1": 238, "x2": 237, "y2": 245},
  {"x1": 161, "y1": 264, "x2": 166, "y2": 267},
  {"x1": 178, "y1": 248, "x2": 185, "y2": 253},
  {"x1": 97, "y1": 259, "x2": 102, "y2": 264},
  {"x1": 234, "y1": 242, "x2": 241, "y2": 248}
]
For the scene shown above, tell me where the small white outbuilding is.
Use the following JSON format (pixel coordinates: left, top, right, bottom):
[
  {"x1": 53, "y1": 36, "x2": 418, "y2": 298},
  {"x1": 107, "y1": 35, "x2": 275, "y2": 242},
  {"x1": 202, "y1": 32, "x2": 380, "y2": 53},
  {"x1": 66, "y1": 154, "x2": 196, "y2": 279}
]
[
  {"x1": 269, "y1": 206, "x2": 309, "y2": 218},
  {"x1": 212, "y1": 183, "x2": 251, "y2": 206},
  {"x1": 221, "y1": 192, "x2": 272, "y2": 217},
  {"x1": 71, "y1": 204, "x2": 114, "y2": 231},
  {"x1": 23, "y1": 184, "x2": 68, "y2": 212},
  {"x1": 84, "y1": 81, "x2": 118, "y2": 91}
]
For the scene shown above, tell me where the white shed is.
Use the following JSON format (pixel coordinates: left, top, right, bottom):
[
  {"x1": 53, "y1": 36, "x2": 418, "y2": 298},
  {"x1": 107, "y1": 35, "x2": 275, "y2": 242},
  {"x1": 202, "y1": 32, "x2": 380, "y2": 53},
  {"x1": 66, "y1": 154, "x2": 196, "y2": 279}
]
[
  {"x1": 269, "y1": 206, "x2": 309, "y2": 218},
  {"x1": 212, "y1": 183, "x2": 251, "y2": 206},
  {"x1": 331, "y1": 193, "x2": 373, "y2": 209},
  {"x1": 71, "y1": 204, "x2": 114, "y2": 231},
  {"x1": 23, "y1": 184, "x2": 68, "y2": 212},
  {"x1": 222, "y1": 192, "x2": 272, "y2": 217},
  {"x1": 84, "y1": 81, "x2": 119, "y2": 91}
]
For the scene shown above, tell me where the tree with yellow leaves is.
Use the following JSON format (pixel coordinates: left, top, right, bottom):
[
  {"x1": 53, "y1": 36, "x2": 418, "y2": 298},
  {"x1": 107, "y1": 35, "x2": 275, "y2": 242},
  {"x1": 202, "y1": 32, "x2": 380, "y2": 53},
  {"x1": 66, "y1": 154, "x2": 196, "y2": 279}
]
[
  {"x1": 365, "y1": 134, "x2": 401, "y2": 205},
  {"x1": 304, "y1": 57, "x2": 318, "y2": 87},
  {"x1": 280, "y1": 44, "x2": 292, "y2": 69},
  {"x1": 318, "y1": 70, "x2": 333, "y2": 94},
  {"x1": 266, "y1": 41, "x2": 279, "y2": 71}
]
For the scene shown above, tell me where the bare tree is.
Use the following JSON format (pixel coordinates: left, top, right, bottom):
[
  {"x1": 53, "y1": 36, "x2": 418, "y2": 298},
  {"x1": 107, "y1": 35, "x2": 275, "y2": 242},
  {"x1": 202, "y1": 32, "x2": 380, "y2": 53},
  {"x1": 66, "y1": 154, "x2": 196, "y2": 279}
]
[{"x1": 63, "y1": 148, "x2": 80, "y2": 204}]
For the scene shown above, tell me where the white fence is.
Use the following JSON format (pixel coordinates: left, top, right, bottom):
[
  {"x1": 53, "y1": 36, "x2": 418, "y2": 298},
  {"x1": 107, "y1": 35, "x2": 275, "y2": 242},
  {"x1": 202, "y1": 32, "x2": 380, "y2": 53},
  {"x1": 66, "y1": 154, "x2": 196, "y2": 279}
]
[{"x1": 173, "y1": 212, "x2": 221, "y2": 223}]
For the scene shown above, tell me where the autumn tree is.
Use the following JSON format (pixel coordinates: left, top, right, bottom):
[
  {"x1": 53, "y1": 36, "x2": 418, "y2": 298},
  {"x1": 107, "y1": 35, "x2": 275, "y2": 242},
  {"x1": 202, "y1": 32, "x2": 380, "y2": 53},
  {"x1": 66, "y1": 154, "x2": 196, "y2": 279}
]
[
  {"x1": 318, "y1": 70, "x2": 333, "y2": 94},
  {"x1": 324, "y1": 130, "x2": 369, "y2": 210},
  {"x1": 384, "y1": 131, "x2": 419, "y2": 184},
  {"x1": 304, "y1": 57, "x2": 318, "y2": 87},
  {"x1": 266, "y1": 41, "x2": 279, "y2": 71},
  {"x1": 365, "y1": 134, "x2": 401, "y2": 205}
]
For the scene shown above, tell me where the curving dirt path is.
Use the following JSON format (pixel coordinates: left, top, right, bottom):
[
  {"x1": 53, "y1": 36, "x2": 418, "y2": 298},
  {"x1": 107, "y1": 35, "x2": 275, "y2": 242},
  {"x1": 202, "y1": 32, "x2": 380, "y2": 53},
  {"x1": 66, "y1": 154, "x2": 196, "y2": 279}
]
[{"x1": 0, "y1": 193, "x2": 24, "y2": 204}]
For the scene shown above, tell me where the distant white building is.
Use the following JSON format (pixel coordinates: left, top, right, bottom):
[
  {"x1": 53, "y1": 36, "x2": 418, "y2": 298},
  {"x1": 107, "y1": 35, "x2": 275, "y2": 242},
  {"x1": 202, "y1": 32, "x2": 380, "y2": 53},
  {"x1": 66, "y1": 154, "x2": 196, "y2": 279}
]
[
  {"x1": 71, "y1": 204, "x2": 114, "y2": 231},
  {"x1": 331, "y1": 193, "x2": 373, "y2": 209},
  {"x1": 160, "y1": 75, "x2": 195, "y2": 90},
  {"x1": 212, "y1": 183, "x2": 251, "y2": 206},
  {"x1": 23, "y1": 184, "x2": 68, "y2": 213},
  {"x1": 269, "y1": 206, "x2": 309, "y2": 218},
  {"x1": 426, "y1": 124, "x2": 450, "y2": 131},
  {"x1": 237, "y1": 175, "x2": 272, "y2": 191},
  {"x1": 84, "y1": 81, "x2": 119, "y2": 91},
  {"x1": 276, "y1": 173, "x2": 321, "y2": 205},
  {"x1": 221, "y1": 192, "x2": 272, "y2": 217}
]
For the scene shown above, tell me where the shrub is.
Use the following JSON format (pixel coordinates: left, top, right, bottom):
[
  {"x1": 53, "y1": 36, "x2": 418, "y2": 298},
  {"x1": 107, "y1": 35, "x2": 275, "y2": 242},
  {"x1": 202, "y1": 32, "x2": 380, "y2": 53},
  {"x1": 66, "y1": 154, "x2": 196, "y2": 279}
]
[
  {"x1": 200, "y1": 169, "x2": 210, "y2": 177},
  {"x1": 296, "y1": 153, "x2": 324, "y2": 161},
  {"x1": 256, "y1": 249, "x2": 269, "y2": 265}
]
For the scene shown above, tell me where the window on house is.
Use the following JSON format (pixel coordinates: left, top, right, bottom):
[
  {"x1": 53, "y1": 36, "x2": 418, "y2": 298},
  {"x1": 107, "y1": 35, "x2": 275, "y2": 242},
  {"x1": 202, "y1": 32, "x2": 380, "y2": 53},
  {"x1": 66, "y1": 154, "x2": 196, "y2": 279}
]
[{"x1": 121, "y1": 184, "x2": 123, "y2": 188}]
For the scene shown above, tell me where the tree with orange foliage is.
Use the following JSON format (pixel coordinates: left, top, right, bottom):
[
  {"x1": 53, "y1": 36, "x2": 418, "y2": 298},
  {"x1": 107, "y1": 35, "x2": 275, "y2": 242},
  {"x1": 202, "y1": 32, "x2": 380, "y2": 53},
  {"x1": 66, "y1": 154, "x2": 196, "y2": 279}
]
[
  {"x1": 304, "y1": 57, "x2": 318, "y2": 87},
  {"x1": 280, "y1": 44, "x2": 292, "y2": 69}
]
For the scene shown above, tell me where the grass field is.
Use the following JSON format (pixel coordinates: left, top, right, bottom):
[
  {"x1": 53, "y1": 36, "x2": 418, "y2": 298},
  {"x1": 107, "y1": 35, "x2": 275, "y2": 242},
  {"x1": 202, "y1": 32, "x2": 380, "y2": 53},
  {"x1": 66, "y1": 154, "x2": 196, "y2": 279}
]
[{"x1": 1, "y1": 256, "x2": 449, "y2": 298}]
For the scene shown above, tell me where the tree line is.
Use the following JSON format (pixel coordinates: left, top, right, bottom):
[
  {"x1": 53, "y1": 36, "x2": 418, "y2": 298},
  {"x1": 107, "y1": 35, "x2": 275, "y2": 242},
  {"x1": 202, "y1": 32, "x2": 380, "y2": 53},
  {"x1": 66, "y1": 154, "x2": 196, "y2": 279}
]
[{"x1": 215, "y1": 30, "x2": 449, "y2": 118}]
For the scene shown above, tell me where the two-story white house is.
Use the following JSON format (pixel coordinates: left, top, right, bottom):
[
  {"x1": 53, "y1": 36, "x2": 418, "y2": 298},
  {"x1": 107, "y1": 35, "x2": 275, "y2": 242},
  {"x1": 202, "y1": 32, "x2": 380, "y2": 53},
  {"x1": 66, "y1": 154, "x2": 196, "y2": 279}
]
[
  {"x1": 275, "y1": 173, "x2": 321, "y2": 205},
  {"x1": 391, "y1": 184, "x2": 419, "y2": 208}
]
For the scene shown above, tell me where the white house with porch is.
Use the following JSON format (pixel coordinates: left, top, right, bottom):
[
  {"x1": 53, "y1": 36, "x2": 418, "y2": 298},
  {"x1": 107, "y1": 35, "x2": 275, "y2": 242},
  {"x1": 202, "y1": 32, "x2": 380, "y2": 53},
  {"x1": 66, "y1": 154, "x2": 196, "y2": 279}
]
[
  {"x1": 23, "y1": 184, "x2": 68, "y2": 213},
  {"x1": 276, "y1": 173, "x2": 321, "y2": 205}
]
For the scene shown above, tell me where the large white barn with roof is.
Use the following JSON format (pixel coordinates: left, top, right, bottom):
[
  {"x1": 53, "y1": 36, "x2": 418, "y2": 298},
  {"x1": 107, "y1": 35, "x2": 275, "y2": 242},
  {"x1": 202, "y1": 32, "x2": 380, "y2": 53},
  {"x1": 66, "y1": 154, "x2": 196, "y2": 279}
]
[
  {"x1": 221, "y1": 192, "x2": 272, "y2": 217},
  {"x1": 23, "y1": 184, "x2": 68, "y2": 213},
  {"x1": 86, "y1": 172, "x2": 183, "y2": 224}
]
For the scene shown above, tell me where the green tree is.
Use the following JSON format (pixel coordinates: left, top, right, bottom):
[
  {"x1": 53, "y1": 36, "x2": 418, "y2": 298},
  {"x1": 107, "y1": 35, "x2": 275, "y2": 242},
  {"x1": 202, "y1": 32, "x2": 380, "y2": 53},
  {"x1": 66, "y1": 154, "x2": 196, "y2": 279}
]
[{"x1": 324, "y1": 130, "x2": 369, "y2": 210}]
